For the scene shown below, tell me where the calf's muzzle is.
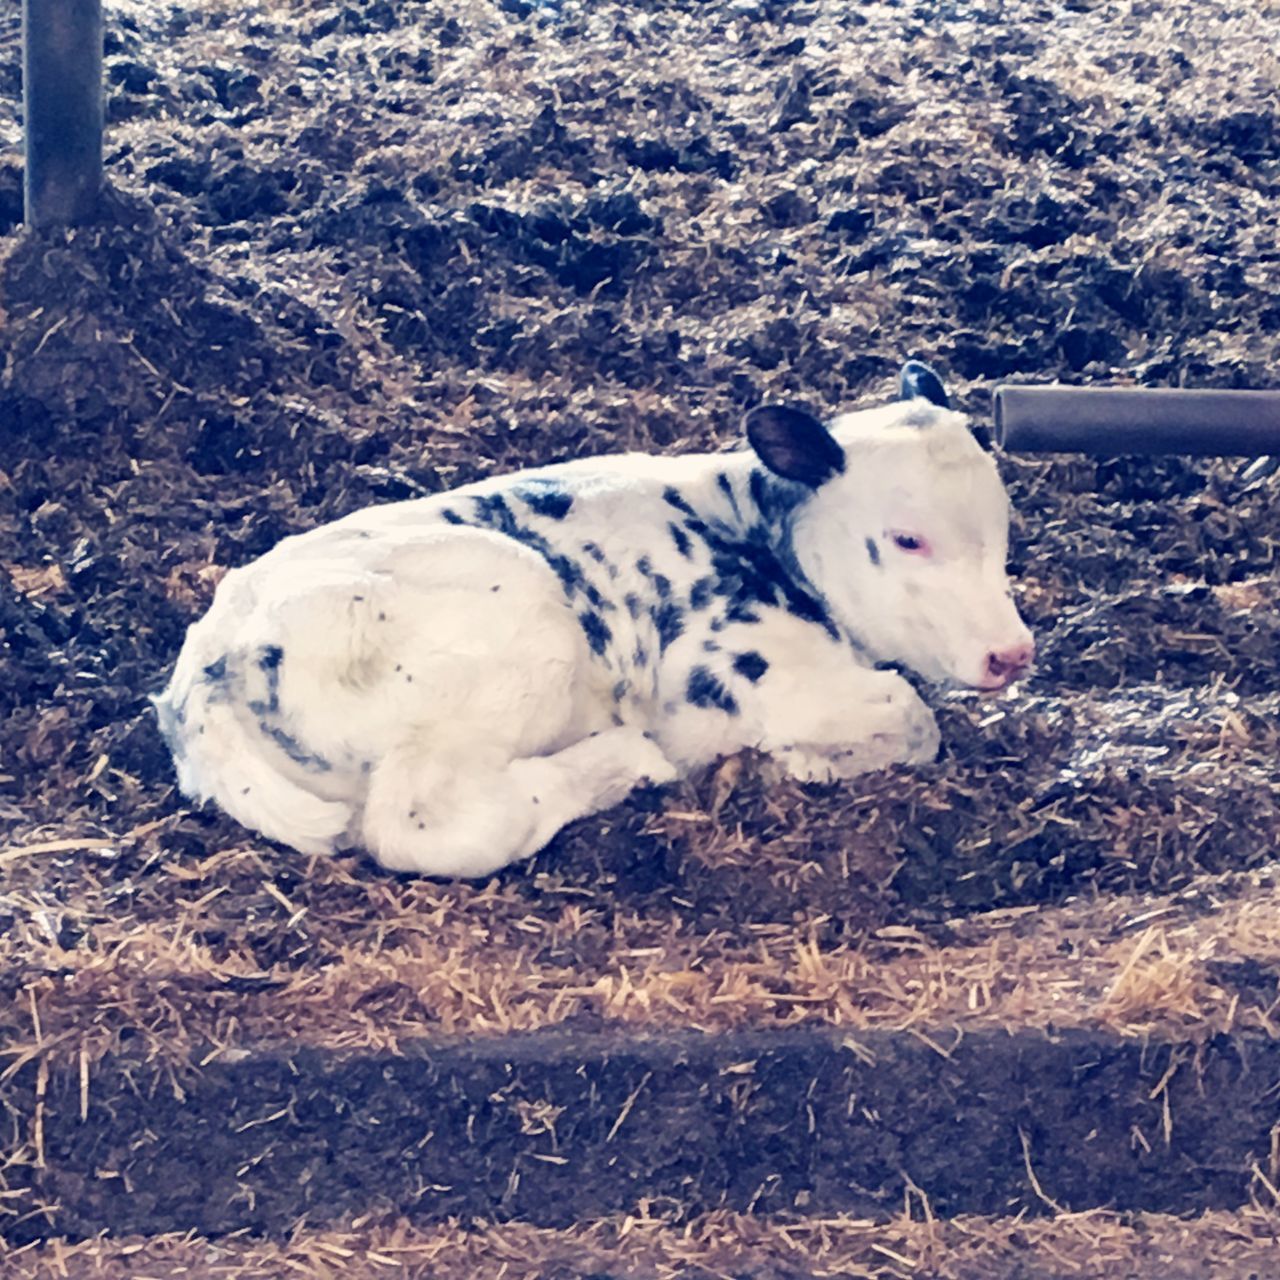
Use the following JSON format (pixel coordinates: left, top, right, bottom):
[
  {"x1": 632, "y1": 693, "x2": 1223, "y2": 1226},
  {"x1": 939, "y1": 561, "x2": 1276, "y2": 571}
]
[{"x1": 981, "y1": 641, "x2": 1035, "y2": 689}]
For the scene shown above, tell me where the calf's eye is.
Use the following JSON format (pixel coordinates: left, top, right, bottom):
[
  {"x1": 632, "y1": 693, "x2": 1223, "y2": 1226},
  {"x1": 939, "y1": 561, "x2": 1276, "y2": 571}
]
[{"x1": 890, "y1": 532, "x2": 929, "y2": 555}]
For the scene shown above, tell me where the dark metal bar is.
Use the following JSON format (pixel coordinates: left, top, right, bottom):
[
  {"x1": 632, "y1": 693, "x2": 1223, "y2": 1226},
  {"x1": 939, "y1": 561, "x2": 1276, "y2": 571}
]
[
  {"x1": 23, "y1": 0, "x2": 104, "y2": 228},
  {"x1": 992, "y1": 385, "x2": 1280, "y2": 457}
]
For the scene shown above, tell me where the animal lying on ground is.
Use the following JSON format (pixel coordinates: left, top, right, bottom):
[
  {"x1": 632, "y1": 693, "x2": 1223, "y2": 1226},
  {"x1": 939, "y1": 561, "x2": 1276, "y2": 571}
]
[{"x1": 155, "y1": 361, "x2": 1034, "y2": 877}]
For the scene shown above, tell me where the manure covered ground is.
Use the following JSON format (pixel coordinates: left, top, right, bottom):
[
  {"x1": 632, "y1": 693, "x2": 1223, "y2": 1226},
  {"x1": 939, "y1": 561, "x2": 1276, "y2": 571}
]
[{"x1": 1, "y1": 0, "x2": 1279, "y2": 1275}]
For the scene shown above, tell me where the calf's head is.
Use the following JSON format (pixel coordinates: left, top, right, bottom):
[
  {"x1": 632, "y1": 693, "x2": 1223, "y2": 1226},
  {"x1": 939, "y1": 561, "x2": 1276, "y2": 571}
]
[{"x1": 746, "y1": 363, "x2": 1034, "y2": 690}]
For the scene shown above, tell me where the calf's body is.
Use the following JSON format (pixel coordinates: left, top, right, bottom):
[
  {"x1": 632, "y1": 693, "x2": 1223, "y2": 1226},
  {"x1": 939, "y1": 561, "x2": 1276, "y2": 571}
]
[{"x1": 156, "y1": 373, "x2": 1033, "y2": 876}]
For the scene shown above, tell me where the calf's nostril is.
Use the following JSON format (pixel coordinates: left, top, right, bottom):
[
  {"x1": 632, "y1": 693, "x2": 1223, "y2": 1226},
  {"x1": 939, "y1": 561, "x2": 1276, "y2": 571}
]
[{"x1": 986, "y1": 644, "x2": 1035, "y2": 680}]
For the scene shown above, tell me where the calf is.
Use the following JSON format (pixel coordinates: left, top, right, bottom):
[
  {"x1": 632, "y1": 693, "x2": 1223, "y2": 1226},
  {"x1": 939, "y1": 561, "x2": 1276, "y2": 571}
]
[{"x1": 155, "y1": 362, "x2": 1033, "y2": 877}]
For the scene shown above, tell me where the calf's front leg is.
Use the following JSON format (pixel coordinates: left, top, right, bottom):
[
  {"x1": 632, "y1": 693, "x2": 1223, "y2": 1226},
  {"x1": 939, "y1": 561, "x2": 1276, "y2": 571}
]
[
  {"x1": 759, "y1": 665, "x2": 940, "y2": 782},
  {"x1": 657, "y1": 617, "x2": 940, "y2": 784}
]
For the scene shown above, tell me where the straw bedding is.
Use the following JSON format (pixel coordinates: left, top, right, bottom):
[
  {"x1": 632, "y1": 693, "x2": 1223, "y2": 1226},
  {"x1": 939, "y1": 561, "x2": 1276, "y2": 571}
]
[{"x1": 0, "y1": 0, "x2": 1277, "y2": 1269}]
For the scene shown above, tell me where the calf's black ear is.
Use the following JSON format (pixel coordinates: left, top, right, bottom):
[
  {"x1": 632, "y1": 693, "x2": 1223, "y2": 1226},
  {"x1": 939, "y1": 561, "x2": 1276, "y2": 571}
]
[
  {"x1": 745, "y1": 404, "x2": 845, "y2": 488},
  {"x1": 899, "y1": 359, "x2": 950, "y2": 408}
]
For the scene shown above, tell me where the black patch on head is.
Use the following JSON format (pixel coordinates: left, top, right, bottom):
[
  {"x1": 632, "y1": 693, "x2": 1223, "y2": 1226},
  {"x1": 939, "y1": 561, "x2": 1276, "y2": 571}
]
[
  {"x1": 579, "y1": 611, "x2": 612, "y2": 656},
  {"x1": 515, "y1": 482, "x2": 574, "y2": 520},
  {"x1": 441, "y1": 508, "x2": 464, "y2": 525},
  {"x1": 899, "y1": 359, "x2": 950, "y2": 408},
  {"x1": 745, "y1": 404, "x2": 845, "y2": 488},
  {"x1": 687, "y1": 666, "x2": 739, "y2": 715},
  {"x1": 202, "y1": 656, "x2": 228, "y2": 682},
  {"x1": 669, "y1": 522, "x2": 693, "y2": 558},
  {"x1": 733, "y1": 651, "x2": 769, "y2": 683},
  {"x1": 651, "y1": 600, "x2": 684, "y2": 653},
  {"x1": 689, "y1": 576, "x2": 715, "y2": 610},
  {"x1": 865, "y1": 537, "x2": 881, "y2": 566}
]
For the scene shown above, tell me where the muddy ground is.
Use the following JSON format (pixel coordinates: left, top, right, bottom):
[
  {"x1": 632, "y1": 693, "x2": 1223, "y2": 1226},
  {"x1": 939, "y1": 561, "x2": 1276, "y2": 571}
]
[{"x1": 1, "y1": 0, "x2": 1279, "y2": 1269}]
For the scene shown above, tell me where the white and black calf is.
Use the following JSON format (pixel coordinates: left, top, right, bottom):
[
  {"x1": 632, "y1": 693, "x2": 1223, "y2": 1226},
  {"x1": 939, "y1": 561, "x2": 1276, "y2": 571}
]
[{"x1": 155, "y1": 363, "x2": 1033, "y2": 877}]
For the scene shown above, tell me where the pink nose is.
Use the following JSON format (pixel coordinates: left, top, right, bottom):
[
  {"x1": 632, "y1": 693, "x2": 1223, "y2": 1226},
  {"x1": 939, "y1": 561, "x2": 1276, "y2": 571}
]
[{"x1": 984, "y1": 642, "x2": 1035, "y2": 687}]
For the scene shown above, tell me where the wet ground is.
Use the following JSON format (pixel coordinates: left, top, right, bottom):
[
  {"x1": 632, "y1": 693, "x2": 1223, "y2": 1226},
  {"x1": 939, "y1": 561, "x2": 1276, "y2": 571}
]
[{"x1": 0, "y1": 0, "x2": 1278, "y2": 1262}]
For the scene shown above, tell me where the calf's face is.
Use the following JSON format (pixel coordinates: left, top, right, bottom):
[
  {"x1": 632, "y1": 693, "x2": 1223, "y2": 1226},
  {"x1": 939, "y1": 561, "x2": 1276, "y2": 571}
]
[{"x1": 747, "y1": 379, "x2": 1034, "y2": 690}]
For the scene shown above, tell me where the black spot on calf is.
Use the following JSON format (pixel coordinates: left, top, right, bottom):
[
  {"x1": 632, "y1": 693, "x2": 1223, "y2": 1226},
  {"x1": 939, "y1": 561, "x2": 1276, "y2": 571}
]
[
  {"x1": 669, "y1": 522, "x2": 693, "y2": 558},
  {"x1": 251, "y1": 645, "x2": 284, "y2": 715},
  {"x1": 748, "y1": 469, "x2": 775, "y2": 524},
  {"x1": 732, "y1": 651, "x2": 769, "y2": 683},
  {"x1": 202, "y1": 656, "x2": 228, "y2": 682},
  {"x1": 701, "y1": 522, "x2": 836, "y2": 637},
  {"x1": 471, "y1": 493, "x2": 520, "y2": 537},
  {"x1": 663, "y1": 486, "x2": 697, "y2": 517},
  {"x1": 467, "y1": 493, "x2": 588, "y2": 598},
  {"x1": 716, "y1": 472, "x2": 741, "y2": 520},
  {"x1": 637, "y1": 556, "x2": 673, "y2": 599},
  {"x1": 865, "y1": 536, "x2": 881, "y2": 566},
  {"x1": 515, "y1": 482, "x2": 574, "y2": 520},
  {"x1": 579, "y1": 611, "x2": 612, "y2": 656},
  {"x1": 687, "y1": 665, "x2": 739, "y2": 715},
  {"x1": 651, "y1": 600, "x2": 684, "y2": 653},
  {"x1": 261, "y1": 722, "x2": 332, "y2": 773}
]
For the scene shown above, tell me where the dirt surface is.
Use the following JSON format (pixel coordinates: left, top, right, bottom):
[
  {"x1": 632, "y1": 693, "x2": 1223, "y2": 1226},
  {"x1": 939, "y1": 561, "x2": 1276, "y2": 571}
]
[
  {"x1": 6, "y1": 1026, "x2": 1280, "y2": 1243},
  {"x1": 1, "y1": 0, "x2": 1279, "y2": 1265}
]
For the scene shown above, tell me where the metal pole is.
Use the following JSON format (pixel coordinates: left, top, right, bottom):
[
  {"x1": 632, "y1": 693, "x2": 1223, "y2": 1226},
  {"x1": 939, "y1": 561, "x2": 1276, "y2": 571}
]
[
  {"x1": 992, "y1": 385, "x2": 1280, "y2": 457},
  {"x1": 23, "y1": 0, "x2": 103, "y2": 228}
]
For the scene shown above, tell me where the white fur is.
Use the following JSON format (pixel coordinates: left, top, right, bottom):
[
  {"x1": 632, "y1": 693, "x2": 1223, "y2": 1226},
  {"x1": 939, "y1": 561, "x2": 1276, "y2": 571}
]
[{"x1": 155, "y1": 397, "x2": 1032, "y2": 877}]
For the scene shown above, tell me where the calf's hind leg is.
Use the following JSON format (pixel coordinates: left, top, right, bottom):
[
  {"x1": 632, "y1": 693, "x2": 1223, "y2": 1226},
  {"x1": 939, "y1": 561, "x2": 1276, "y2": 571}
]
[{"x1": 362, "y1": 727, "x2": 677, "y2": 878}]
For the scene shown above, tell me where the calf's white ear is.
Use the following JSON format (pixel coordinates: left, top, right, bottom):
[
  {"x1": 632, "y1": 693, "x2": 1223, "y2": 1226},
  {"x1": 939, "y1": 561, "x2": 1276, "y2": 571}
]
[
  {"x1": 745, "y1": 404, "x2": 845, "y2": 488},
  {"x1": 899, "y1": 360, "x2": 950, "y2": 408}
]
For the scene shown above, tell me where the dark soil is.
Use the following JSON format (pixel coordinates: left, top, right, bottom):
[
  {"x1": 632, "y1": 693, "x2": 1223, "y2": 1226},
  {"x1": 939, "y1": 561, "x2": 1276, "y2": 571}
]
[
  {"x1": 1, "y1": 0, "x2": 1279, "y2": 1254},
  {"x1": 6, "y1": 1026, "x2": 1278, "y2": 1244}
]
